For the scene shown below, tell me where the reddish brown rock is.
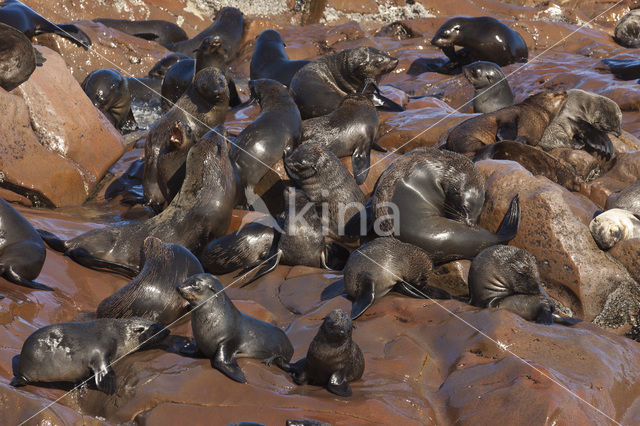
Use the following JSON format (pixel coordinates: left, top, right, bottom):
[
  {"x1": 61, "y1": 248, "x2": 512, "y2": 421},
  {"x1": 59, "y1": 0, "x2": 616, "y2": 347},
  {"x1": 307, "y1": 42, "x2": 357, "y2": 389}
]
[
  {"x1": 584, "y1": 151, "x2": 640, "y2": 207},
  {"x1": 609, "y1": 238, "x2": 640, "y2": 284}
]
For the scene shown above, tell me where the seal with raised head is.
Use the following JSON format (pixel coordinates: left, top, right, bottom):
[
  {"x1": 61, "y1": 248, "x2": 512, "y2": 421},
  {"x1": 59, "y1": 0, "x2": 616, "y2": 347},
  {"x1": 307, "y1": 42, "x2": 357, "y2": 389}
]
[
  {"x1": 0, "y1": 197, "x2": 51, "y2": 291},
  {"x1": 82, "y1": 68, "x2": 137, "y2": 132},
  {"x1": 148, "y1": 52, "x2": 190, "y2": 79},
  {"x1": 462, "y1": 61, "x2": 514, "y2": 113},
  {"x1": 155, "y1": 120, "x2": 199, "y2": 204},
  {"x1": 93, "y1": 18, "x2": 187, "y2": 45},
  {"x1": 366, "y1": 148, "x2": 520, "y2": 263},
  {"x1": 289, "y1": 46, "x2": 400, "y2": 119},
  {"x1": 614, "y1": 8, "x2": 640, "y2": 48},
  {"x1": 469, "y1": 245, "x2": 581, "y2": 325},
  {"x1": 606, "y1": 179, "x2": 640, "y2": 215},
  {"x1": 0, "y1": 0, "x2": 91, "y2": 48},
  {"x1": 301, "y1": 93, "x2": 381, "y2": 185},
  {"x1": 163, "y1": 7, "x2": 244, "y2": 58},
  {"x1": 96, "y1": 237, "x2": 204, "y2": 325},
  {"x1": 10, "y1": 318, "x2": 168, "y2": 394},
  {"x1": 38, "y1": 131, "x2": 238, "y2": 277},
  {"x1": 144, "y1": 67, "x2": 229, "y2": 212},
  {"x1": 590, "y1": 208, "x2": 640, "y2": 250},
  {"x1": 285, "y1": 143, "x2": 367, "y2": 239},
  {"x1": 322, "y1": 237, "x2": 451, "y2": 319},
  {"x1": 250, "y1": 29, "x2": 311, "y2": 86},
  {"x1": 0, "y1": 22, "x2": 44, "y2": 91},
  {"x1": 280, "y1": 309, "x2": 364, "y2": 397},
  {"x1": 177, "y1": 273, "x2": 294, "y2": 383},
  {"x1": 231, "y1": 78, "x2": 301, "y2": 190},
  {"x1": 538, "y1": 89, "x2": 621, "y2": 159},
  {"x1": 430, "y1": 16, "x2": 527, "y2": 72},
  {"x1": 444, "y1": 91, "x2": 567, "y2": 155}
]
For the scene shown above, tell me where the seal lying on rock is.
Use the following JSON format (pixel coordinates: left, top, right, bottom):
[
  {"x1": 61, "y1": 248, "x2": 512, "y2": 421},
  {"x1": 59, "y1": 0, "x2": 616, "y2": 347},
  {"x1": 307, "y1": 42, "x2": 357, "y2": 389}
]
[
  {"x1": 590, "y1": 209, "x2": 640, "y2": 250},
  {"x1": 177, "y1": 273, "x2": 294, "y2": 383},
  {"x1": 469, "y1": 245, "x2": 580, "y2": 325},
  {"x1": 0, "y1": 22, "x2": 44, "y2": 91},
  {"x1": 11, "y1": 318, "x2": 168, "y2": 394},
  {"x1": 462, "y1": 61, "x2": 514, "y2": 113},
  {"x1": 322, "y1": 237, "x2": 451, "y2": 319},
  {"x1": 93, "y1": 18, "x2": 187, "y2": 45},
  {"x1": 250, "y1": 29, "x2": 311, "y2": 87},
  {"x1": 82, "y1": 68, "x2": 138, "y2": 132},
  {"x1": 279, "y1": 309, "x2": 364, "y2": 397},
  {"x1": 605, "y1": 180, "x2": 640, "y2": 216}
]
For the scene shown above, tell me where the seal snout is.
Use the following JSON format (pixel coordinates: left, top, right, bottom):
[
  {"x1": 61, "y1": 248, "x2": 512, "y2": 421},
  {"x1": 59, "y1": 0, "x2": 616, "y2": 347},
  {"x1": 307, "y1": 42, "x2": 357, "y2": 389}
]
[{"x1": 139, "y1": 322, "x2": 170, "y2": 346}]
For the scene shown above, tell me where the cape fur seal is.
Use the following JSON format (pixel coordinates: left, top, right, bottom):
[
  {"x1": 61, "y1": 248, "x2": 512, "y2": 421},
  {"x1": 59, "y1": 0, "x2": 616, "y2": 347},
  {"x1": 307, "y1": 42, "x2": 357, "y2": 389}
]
[
  {"x1": 322, "y1": 237, "x2": 451, "y2": 319},
  {"x1": 0, "y1": 22, "x2": 43, "y2": 91},
  {"x1": 0, "y1": 0, "x2": 91, "y2": 48},
  {"x1": 614, "y1": 8, "x2": 640, "y2": 48},
  {"x1": 279, "y1": 309, "x2": 364, "y2": 397},
  {"x1": 462, "y1": 61, "x2": 514, "y2": 113},
  {"x1": 93, "y1": 18, "x2": 187, "y2": 45},
  {"x1": 289, "y1": 46, "x2": 400, "y2": 119},
  {"x1": 156, "y1": 120, "x2": 199, "y2": 205},
  {"x1": 39, "y1": 131, "x2": 238, "y2": 277},
  {"x1": 82, "y1": 68, "x2": 138, "y2": 132},
  {"x1": 11, "y1": 318, "x2": 168, "y2": 394},
  {"x1": 468, "y1": 245, "x2": 580, "y2": 325},
  {"x1": 605, "y1": 180, "x2": 640, "y2": 215},
  {"x1": 590, "y1": 209, "x2": 640, "y2": 250},
  {"x1": 250, "y1": 29, "x2": 311, "y2": 86},
  {"x1": 445, "y1": 91, "x2": 567, "y2": 155},
  {"x1": 96, "y1": 237, "x2": 204, "y2": 325},
  {"x1": 177, "y1": 274, "x2": 294, "y2": 383}
]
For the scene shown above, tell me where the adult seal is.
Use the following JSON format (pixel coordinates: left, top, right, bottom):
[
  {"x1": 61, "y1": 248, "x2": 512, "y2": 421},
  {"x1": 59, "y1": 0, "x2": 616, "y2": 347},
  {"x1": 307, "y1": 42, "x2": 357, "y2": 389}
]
[
  {"x1": 96, "y1": 237, "x2": 204, "y2": 325},
  {"x1": 250, "y1": 29, "x2": 310, "y2": 86},
  {"x1": 322, "y1": 237, "x2": 451, "y2": 319},
  {"x1": 289, "y1": 46, "x2": 400, "y2": 119},
  {"x1": 279, "y1": 309, "x2": 364, "y2": 397},
  {"x1": 0, "y1": 197, "x2": 51, "y2": 291},
  {"x1": 0, "y1": 22, "x2": 44, "y2": 91},
  {"x1": 11, "y1": 318, "x2": 168, "y2": 394},
  {"x1": 365, "y1": 148, "x2": 521, "y2": 263},
  {"x1": 93, "y1": 18, "x2": 187, "y2": 45},
  {"x1": 445, "y1": 91, "x2": 567, "y2": 155},
  {"x1": 0, "y1": 0, "x2": 91, "y2": 48},
  {"x1": 38, "y1": 132, "x2": 238, "y2": 277},
  {"x1": 430, "y1": 16, "x2": 527, "y2": 73},
  {"x1": 231, "y1": 79, "x2": 301, "y2": 190},
  {"x1": 177, "y1": 273, "x2": 294, "y2": 383},
  {"x1": 590, "y1": 209, "x2": 640, "y2": 250},
  {"x1": 613, "y1": 8, "x2": 640, "y2": 48},
  {"x1": 301, "y1": 93, "x2": 382, "y2": 184},
  {"x1": 156, "y1": 120, "x2": 199, "y2": 205},
  {"x1": 469, "y1": 245, "x2": 580, "y2": 325},
  {"x1": 462, "y1": 61, "x2": 514, "y2": 113},
  {"x1": 82, "y1": 68, "x2": 137, "y2": 132}
]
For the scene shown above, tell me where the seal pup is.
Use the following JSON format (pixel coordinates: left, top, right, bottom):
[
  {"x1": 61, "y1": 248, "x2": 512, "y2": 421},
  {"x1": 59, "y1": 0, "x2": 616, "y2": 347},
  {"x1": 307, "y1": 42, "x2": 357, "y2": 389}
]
[
  {"x1": 11, "y1": 318, "x2": 169, "y2": 394},
  {"x1": 0, "y1": 22, "x2": 44, "y2": 91},
  {"x1": 538, "y1": 89, "x2": 621, "y2": 160},
  {"x1": 444, "y1": 91, "x2": 567, "y2": 155},
  {"x1": 177, "y1": 273, "x2": 294, "y2": 383},
  {"x1": 231, "y1": 79, "x2": 301, "y2": 191},
  {"x1": 322, "y1": 237, "x2": 451, "y2": 319},
  {"x1": 0, "y1": 0, "x2": 91, "y2": 48},
  {"x1": 96, "y1": 237, "x2": 204, "y2": 325},
  {"x1": 143, "y1": 67, "x2": 229, "y2": 212},
  {"x1": 279, "y1": 309, "x2": 364, "y2": 397},
  {"x1": 93, "y1": 18, "x2": 187, "y2": 45},
  {"x1": 614, "y1": 8, "x2": 640, "y2": 48},
  {"x1": 39, "y1": 131, "x2": 238, "y2": 277},
  {"x1": 590, "y1": 209, "x2": 640, "y2": 250},
  {"x1": 250, "y1": 29, "x2": 311, "y2": 86},
  {"x1": 300, "y1": 93, "x2": 381, "y2": 184},
  {"x1": 605, "y1": 179, "x2": 640, "y2": 215},
  {"x1": 462, "y1": 61, "x2": 514, "y2": 113},
  {"x1": 430, "y1": 16, "x2": 527, "y2": 73},
  {"x1": 163, "y1": 7, "x2": 244, "y2": 58},
  {"x1": 82, "y1": 69, "x2": 137, "y2": 132},
  {"x1": 0, "y1": 197, "x2": 51, "y2": 291},
  {"x1": 469, "y1": 245, "x2": 580, "y2": 325},
  {"x1": 289, "y1": 46, "x2": 401, "y2": 119},
  {"x1": 366, "y1": 148, "x2": 520, "y2": 263},
  {"x1": 285, "y1": 144, "x2": 367, "y2": 239}
]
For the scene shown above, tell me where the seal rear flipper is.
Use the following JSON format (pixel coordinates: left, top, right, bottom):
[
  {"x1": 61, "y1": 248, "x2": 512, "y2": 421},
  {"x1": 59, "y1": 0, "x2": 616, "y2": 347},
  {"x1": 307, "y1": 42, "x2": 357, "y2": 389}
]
[
  {"x1": 34, "y1": 49, "x2": 46, "y2": 66},
  {"x1": 67, "y1": 247, "x2": 138, "y2": 278},
  {"x1": 90, "y1": 355, "x2": 117, "y2": 395},
  {"x1": 324, "y1": 243, "x2": 350, "y2": 270},
  {"x1": 371, "y1": 141, "x2": 387, "y2": 153},
  {"x1": 279, "y1": 357, "x2": 306, "y2": 375},
  {"x1": 371, "y1": 92, "x2": 405, "y2": 112},
  {"x1": 321, "y1": 279, "x2": 347, "y2": 301},
  {"x1": 351, "y1": 150, "x2": 370, "y2": 185},
  {"x1": 37, "y1": 229, "x2": 67, "y2": 252},
  {"x1": 350, "y1": 279, "x2": 375, "y2": 320},
  {"x1": 3, "y1": 266, "x2": 54, "y2": 291},
  {"x1": 327, "y1": 372, "x2": 352, "y2": 397},
  {"x1": 495, "y1": 194, "x2": 521, "y2": 241},
  {"x1": 10, "y1": 375, "x2": 27, "y2": 387},
  {"x1": 212, "y1": 343, "x2": 247, "y2": 383},
  {"x1": 552, "y1": 313, "x2": 581, "y2": 326},
  {"x1": 581, "y1": 125, "x2": 615, "y2": 160},
  {"x1": 238, "y1": 249, "x2": 282, "y2": 287},
  {"x1": 393, "y1": 281, "x2": 451, "y2": 300}
]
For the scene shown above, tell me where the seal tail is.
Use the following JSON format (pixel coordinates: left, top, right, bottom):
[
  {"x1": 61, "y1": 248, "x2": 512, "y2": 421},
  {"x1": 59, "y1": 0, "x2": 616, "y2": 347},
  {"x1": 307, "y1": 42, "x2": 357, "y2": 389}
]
[
  {"x1": 393, "y1": 281, "x2": 451, "y2": 300},
  {"x1": 552, "y1": 313, "x2": 581, "y2": 326},
  {"x1": 496, "y1": 194, "x2": 521, "y2": 241},
  {"x1": 37, "y1": 229, "x2": 67, "y2": 252},
  {"x1": 321, "y1": 279, "x2": 347, "y2": 300}
]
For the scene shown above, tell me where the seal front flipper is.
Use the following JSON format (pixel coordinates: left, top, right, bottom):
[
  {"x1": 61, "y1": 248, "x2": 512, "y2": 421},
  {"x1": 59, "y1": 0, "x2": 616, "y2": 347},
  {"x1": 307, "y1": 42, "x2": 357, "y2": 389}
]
[
  {"x1": 321, "y1": 278, "x2": 347, "y2": 300},
  {"x1": 34, "y1": 49, "x2": 46, "y2": 66},
  {"x1": 90, "y1": 354, "x2": 117, "y2": 395},
  {"x1": 37, "y1": 229, "x2": 67, "y2": 252},
  {"x1": 324, "y1": 242, "x2": 350, "y2": 270},
  {"x1": 580, "y1": 124, "x2": 615, "y2": 160},
  {"x1": 371, "y1": 92, "x2": 405, "y2": 112},
  {"x1": 371, "y1": 141, "x2": 387, "y2": 153},
  {"x1": 393, "y1": 281, "x2": 451, "y2": 300},
  {"x1": 133, "y1": 32, "x2": 159, "y2": 41},
  {"x1": 238, "y1": 249, "x2": 282, "y2": 287},
  {"x1": 344, "y1": 198, "x2": 373, "y2": 237},
  {"x1": 67, "y1": 247, "x2": 138, "y2": 278},
  {"x1": 3, "y1": 266, "x2": 54, "y2": 291},
  {"x1": 212, "y1": 342, "x2": 247, "y2": 383},
  {"x1": 496, "y1": 194, "x2": 521, "y2": 241},
  {"x1": 351, "y1": 278, "x2": 375, "y2": 319},
  {"x1": 10, "y1": 355, "x2": 27, "y2": 387},
  {"x1": 351, "y1": 149, "x2": 370, "y2": 185},
  {"x1": 48, "y1": 24, "x2": 92, "y2": 49},
  {"x1": 327, "y1": 372, "x2": 352, "y2": 397},
  {"x1": 552, "y1": 313, "x2": 581, "y2": 326}
]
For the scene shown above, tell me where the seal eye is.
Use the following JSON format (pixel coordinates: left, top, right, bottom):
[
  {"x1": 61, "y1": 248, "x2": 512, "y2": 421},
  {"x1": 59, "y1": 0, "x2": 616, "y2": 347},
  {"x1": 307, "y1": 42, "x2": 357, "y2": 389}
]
[{"x1": 133, "y1": 326, "x2": 146, "y2": 333}]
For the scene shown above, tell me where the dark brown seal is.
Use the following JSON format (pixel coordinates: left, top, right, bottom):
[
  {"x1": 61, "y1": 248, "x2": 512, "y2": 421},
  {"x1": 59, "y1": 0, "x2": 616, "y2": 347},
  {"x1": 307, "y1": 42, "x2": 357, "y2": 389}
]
[
  {"x1": 250, "y1": 29, "x2": 311, "y2": 86},
  {"x1": 93, "y1": 18, "x2": 188, "y2": 45},
  {"x1": 462, "y1": 61, "x2": 514, "y2": 114},
  {"x1": 81, "y1": 68, "x2": 138, "y2": 132},
  {"x1": 156, "y1": 120, "x2": 199, "y2": 205},
  {"x1": 614, "y1": 9, "x2": 640, "y2": 48},
  {"x1": 606, "y1": 179, "x2": 640, "y2": 216},
  {"x1": 445, "y1": 91, "x2": 567, "y2": 155},
  {"x1": 0, "y1": 21, "x2": 43, "y2": 91}
]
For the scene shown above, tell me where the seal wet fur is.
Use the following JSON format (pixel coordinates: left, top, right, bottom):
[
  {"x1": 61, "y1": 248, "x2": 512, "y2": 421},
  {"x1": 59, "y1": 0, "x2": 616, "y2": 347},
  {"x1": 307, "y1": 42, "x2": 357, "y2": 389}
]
[
  {"x1": 250, "y1": 29, "x2": 311, "y2": 86},
  {"x1": 82, "y1": 68, "x2": 138, "y2": 132},
  {"x1": 462, "y1": 61, "x2": 514, "y2": 114},
  {"x1": 0, "y1": 22, "x2": 43, "y2": 91},
  {"x1": 590, "y1": 209, "x2": 640, "y2": 250}
]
